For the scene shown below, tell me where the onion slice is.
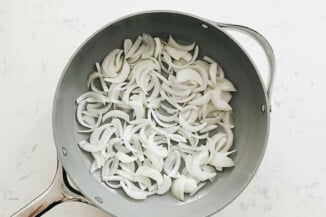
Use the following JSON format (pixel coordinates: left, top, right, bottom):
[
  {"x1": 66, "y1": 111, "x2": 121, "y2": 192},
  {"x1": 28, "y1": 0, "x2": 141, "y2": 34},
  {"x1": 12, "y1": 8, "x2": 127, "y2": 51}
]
[
  {"x1": 179, "y1": 115, "x2": 207, "y2": 132},
  {"x1": 176, "y1": 68, "x2": 203, "y2": 85},
  {"x1": 102, "y1": 110, "x2": 130, "y2": 123},
  {"x1": 136, "y1": 166, "x2": 163, "y2": 186},
  {"x1": 168, "y1": 36, "x2": 195, "y2": 51},
  {"x1": 120, "y1": 180, "x2": 149, "y2": 200},
  {"x1": 171, "y1": 175, "x2": 187, "y2": 201}
]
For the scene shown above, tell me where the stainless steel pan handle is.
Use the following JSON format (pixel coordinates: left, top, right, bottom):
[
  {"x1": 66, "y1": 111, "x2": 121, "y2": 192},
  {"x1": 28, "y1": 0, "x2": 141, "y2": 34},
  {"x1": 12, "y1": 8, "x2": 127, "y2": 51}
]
[
  {"x1": 11, "y1": 159, "x2": 90, "y2": 217},
  {"x1": 211, "y1": 21, "x2": 276, "y2": 105}
]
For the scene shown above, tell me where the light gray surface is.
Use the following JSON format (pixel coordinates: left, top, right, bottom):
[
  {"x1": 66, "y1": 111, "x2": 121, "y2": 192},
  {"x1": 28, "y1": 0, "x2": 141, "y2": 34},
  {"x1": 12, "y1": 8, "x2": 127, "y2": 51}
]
[
  {"x1": 52, "y1": 11, "x2": 269, "y2": 217},
  {"x1": 1, "y1": 0, "x2": 326, "y2": 217}
]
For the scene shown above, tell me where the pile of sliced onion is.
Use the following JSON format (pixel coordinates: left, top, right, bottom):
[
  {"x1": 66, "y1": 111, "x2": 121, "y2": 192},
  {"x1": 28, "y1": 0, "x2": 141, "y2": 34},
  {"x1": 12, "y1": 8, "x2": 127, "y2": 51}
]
[{"x1": 76, "y1": 34, "x2": 236, "y2": 201}]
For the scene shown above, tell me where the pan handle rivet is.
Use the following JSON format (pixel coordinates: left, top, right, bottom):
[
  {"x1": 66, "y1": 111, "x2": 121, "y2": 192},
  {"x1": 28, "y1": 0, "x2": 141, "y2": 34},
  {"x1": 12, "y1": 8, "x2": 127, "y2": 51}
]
[
  {"x1": 202, "y1": 24, "x2": 208, "y2": 29},
  {"x1": 95, "y1": 196, "x2": 103, "y2": 203},
  {"x1": 62, "y1": 147, "x2": 68, "y2": 156},
  {"x1": 261, "y1": 104, "x2": 265, "y2": 113}
]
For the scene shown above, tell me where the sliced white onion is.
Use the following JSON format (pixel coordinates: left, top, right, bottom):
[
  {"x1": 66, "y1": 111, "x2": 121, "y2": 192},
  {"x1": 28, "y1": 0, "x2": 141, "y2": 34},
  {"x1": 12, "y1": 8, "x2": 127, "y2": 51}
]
[
  {"x1": 171, "y1": 175, "x2": 187, "y2": 201},
  {"x1": 116, "y1": 152, "x2": 137, "y2": 163},
  {"x1": 78, "y1": 112, "x2": 103, "y2": 133},
  {"x1": 136, "y1": 166, "x2": 163, "y2": 186},
  {"x1": 164, "y1": 150, "x2": 181, "y2": 178},
  {"x1": 144, "y1": 150, "x2": 164, "y2": 172},
  {"x1": 83, "y1": 115, "x2": 96, "y2": 125},
  {"x1": 120, "y1": 162, "x2": 136, "y2": 174},
  {"x1": 216, "y1": 78, "x2": 237, "y2": 91},
  {"x1": 180, "y1": 105, "x2": 198, "y2": 123},
  {"x1": 162, "y1": 83, "x2": 191, "y2": 97},
  {"x1": 184, "y1": 176, "x2": 198, "y2": 193},
  {"x1": 129, "y1": 100, "x2": 145, "y2": 119},
  {"x1": 87, "y1": 103, "x2": 111, "y2": 115},
  {"x1": 211, "y1": 88, "x2": 232, "y2": 111},
  {"x1": 76, "y1": 33, "x2": 237, "y2": 202},
  {"x1": 102, "y1": 49, "x2": 123, "y2": 77},
  {"x1": 134, "y1": 175, "x2": 152, "y2": 190},
  {"x1": 171, "y1": 92, "x2": 196, "y2": 104},
  {"x1": 116, "y1": 169, "x2": 134, "y2": 181},
  {"x1": 203, "y1": 56, "x2": 215, "y2": 64},
  {"x1": 149, "y1": 109, "x2": 177, "y2": 128},
  {"x1": 77, "y1": 92, "x2": 107, "y2": 104},
  {"x1": 154, "y1": 37, "x2": 162, "y2": 58},
  {"x1": 159, "y1": 90, "x2": 182, "y2": 110},
  {"x1": 79, "y1": 128, "x2": 114, "y2": 152},
  {"x1": 133, "y1": 137, "x2": 145, "y2": 161},
  {"x1": 164, "y1": 46, "x2": 192, "y2": 62},
  {"x1": 107, "y1": 82, "x2": 127, "y2": 102},
  {"x1": 202, "y1": 165, "x2": 216, "y2": 182},
  {"x1": 189, "y1": 65, "x2": 208, "y2": 92},
  {"x1": 186, "y1": 152, "x2": 216, "y2": 181},
  {"x1": 209, "y1": 151, "x2": 235, "y2": 171},
  {"x1": 120, "y1": 179, "x2": 149, "y2": 200},
  {"x1": 157, "y1": 175, "x2": 172, "y2": 194},
  {"x1": 95, "y1": 62, "x2": 109, "y2": 92},
  {"x1": 104, "y1": 175, "x2": 127, "y2": 188},
  {"x1": 125, "y1": 35, "x2": 142, "y2": 59},
  {"x1": 141, "y1": 33, "x2": 155, "y2": 59},
  {"x1": 152, "y1": 109, "x2": 177, "y2": 123},
  {"x1": 161, "y1": 103, "x2": 178, "y2": 114},
  {"x1": 168, "y1": 36, "x2": 195, "y2": 51},
  {"x1": 217, "y1": 122, "x2": 234, "y2": 152},
  {"x1": 128, "y1": 45, "x2": 145, "y2": 64},
  {"x1": 167, "y1": 133, "x2": 187, "y2": 143},
  {"x1": 177, "y1": 143, "x2": 207, "y2": 153},
  {"x1": 189, "y1": 182, "x2": 206, "y2": 196},
  {"x1": 200, "y1": 124, "x2": 218, "y2": 133},
  {"x1": 177, "y1": 128, "x2": 198, "y2": 147},
  {"x1": 145, "y1": 135, "x2": 168, "y2": 158},
  {"x1": 104, "y1": 60, "x2": 130, "y2": 83},
  {"x1": 190, "y1": 91, "x2": 212, "y2": 106},
  {"x1": 179, "y1": 115, "x2": 207, "y2": 133},
  {"x1": 176, "y1": 68, "x2": 203, "y2": 86},
  {"x1": 102, "y1": 110, "x2": 130, "y2": 123},
  {"x1": 206, "y1": 133, "x2": 226, "y2": 164},
  {"x1": 102, "y1": 158, "x2": 119, "y2": 180},
  {"x1": 124, "y1": 39, "x2": 133, "y2": 54},
  {"x1": 209, "y1": 63, "x2": 217, "y2": 85}
]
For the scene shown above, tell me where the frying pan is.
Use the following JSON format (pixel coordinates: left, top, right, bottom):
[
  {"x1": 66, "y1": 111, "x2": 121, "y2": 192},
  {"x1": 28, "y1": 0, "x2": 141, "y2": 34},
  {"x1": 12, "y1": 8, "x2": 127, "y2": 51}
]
[{"x1": 11, "y1": 11, "x2": 275, "y2": 217}]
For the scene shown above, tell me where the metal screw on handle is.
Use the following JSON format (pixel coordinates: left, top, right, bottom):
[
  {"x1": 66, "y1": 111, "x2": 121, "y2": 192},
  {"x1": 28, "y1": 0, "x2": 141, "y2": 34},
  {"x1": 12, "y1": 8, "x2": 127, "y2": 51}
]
[{"x1": 211, "y1": 21, "x2": 276, "y2": 106}]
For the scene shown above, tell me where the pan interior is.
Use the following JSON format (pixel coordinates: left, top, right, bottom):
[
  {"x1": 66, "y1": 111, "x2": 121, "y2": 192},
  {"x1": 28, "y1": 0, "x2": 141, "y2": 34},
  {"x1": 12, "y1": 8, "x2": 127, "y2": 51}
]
[{"x1": 53, "y1": 11, "x2": 269, "y2": 217}]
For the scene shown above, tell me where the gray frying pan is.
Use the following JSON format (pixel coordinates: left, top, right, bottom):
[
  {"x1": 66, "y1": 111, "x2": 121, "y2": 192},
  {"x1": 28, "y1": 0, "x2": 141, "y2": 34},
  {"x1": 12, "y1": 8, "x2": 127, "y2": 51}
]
[{"x1": 11, "y1": 11, "x2": 275, "y2": 217}]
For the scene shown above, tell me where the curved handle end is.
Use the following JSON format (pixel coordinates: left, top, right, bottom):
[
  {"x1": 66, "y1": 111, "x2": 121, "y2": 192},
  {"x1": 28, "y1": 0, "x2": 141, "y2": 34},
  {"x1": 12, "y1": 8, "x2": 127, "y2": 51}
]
[{"x1": 212, "y1": 21, "x2": 276, "y2": 109}]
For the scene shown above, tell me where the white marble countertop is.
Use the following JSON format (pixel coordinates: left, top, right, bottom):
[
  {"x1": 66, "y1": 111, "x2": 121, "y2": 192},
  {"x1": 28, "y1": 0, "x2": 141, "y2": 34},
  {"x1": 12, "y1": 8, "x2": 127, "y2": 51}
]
[{"x1": 1, "y1": 0, "x2": 326, "y2": 216}]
